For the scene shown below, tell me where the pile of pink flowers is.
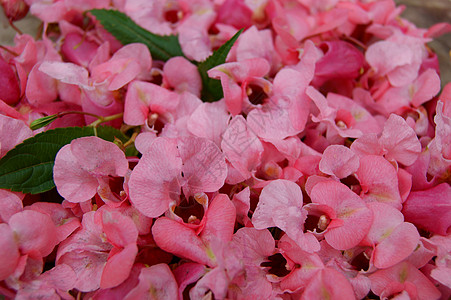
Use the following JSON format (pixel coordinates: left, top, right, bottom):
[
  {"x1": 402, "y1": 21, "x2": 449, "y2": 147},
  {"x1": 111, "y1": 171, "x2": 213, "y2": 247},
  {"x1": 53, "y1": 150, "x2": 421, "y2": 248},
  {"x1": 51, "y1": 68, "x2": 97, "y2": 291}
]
[{"x1": 0, "y1": 0, "x2": 450, "y2": 299}]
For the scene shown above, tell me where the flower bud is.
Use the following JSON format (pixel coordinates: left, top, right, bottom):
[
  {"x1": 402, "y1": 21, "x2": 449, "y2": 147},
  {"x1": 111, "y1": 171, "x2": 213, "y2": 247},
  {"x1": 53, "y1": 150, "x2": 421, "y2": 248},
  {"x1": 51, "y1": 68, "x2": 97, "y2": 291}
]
[
  {"x1": 1, "y1": 0, "x2": 29, "y2": 22},
  {"x1": 0, "y1": 55, "x2": 21, "y2": 105}
]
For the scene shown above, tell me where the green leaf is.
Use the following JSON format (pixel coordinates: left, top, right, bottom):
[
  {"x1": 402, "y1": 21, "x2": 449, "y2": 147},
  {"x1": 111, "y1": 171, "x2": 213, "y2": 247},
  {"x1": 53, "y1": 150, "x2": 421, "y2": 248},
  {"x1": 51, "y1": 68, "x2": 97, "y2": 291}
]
[
  {"x1": 0, "y1": 126, "x2": 131, "y2": 194},
  {"x1": 90, "y1": 9, "x2": 184, "y2": 61},
  {"x1": 30, "y1": 114, "x2": 58, "y2": 130},
  {"x1": 198, "y1": 29, "x2": 243, "y2": 102}
]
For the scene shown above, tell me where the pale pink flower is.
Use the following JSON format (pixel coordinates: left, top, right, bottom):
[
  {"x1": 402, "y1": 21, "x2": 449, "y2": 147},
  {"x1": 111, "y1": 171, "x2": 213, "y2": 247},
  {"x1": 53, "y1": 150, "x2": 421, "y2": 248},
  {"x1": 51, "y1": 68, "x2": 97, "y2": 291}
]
[
  {"x1": 129, "y1": 136, "x2": 227, "y2": 218},
  {"x1": 252, "y1": 179, "x2": 320, "y2": 252},
  {"x1": 221, "y1": 115, "x2": 264, "y2": 181},
  {"x1": 319, "y1": 145, "x2": 360, "y2": 179},
  {"x1": 53, "y1": 136, "x2": 129, "y2": 204},
  {"x1": 124, "y1": 264, "x2": 178, "y2": 300},
  {"x1": 56, "y1": 208, "x2": 139, "y2": 291}
]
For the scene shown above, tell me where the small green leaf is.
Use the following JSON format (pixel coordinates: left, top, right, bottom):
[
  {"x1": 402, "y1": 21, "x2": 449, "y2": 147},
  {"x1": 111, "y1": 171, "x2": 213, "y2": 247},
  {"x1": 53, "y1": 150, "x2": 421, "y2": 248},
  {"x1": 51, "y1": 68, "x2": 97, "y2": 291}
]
[
  {"x1": 30, "y1": 115, "x2": 59, "y2": 130},
  {"x1": 198, "y1": 29, "x2": 243, "y2": 102},
  {"x1": 0, "y1": 126, "x2": 131, "y2": 194},
  {"x1": 90, "y1": 9, "x2": 184, "y2": 62}
]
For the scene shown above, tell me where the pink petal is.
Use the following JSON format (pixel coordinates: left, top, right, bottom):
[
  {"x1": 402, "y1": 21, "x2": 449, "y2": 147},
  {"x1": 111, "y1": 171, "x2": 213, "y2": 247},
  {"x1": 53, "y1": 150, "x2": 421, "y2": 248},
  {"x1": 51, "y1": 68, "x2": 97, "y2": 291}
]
[
  {"x1": 201, "y1": 194, "x2": 236, "y2": 245},
  {"x1": 38, "y1": 61, "x2": 91, "y2": 90},
  {"x1": 91, "y1": 43, "x2": 151, "y2": 91},
  {"x1": 355, "y1": 155, "x2": 402, "y2": 210},
  {"x1": 231, "y1": 227, "x2": 275, "y2": 266},
  {"x1": 231, "y1": 187, "x2": 251, "y2": 225},
  {"x1": 40, "y1": 263, "x2": 77, "y2": 291},
  {"x1": 134, "y1": 131, "x2": 157, "y2": 154},
  {"x1": 60, "y1": 32, "x2": 99, "y2": 68},
  {"x1": 373, "y1": 222, "x2": 420, "y2": 269},
  {"x1": 57, "y1": 250, "x2": 107, "y2": 292},
  {"x1": 301, "y1": 268, "x2": 356, "y2": 300},
  {"x1": 252, "y1": 180, "x2": 320, "y2": 252},
  {"x1": 25, "y1": 64, "x2": 58, "y2": 105},
  {"x1": 124, "y1": 80, "x2": 180, "y2": 126},
  {"x1": 8, "y1": 210, "x2": 58, "y2": 257},
  {"x1": 70, "y1": 136, "x2": 128, "y2": 177},
  {"x1": 178, "y1": 136, "x2": 227, "y2": 195},
  {"x1": 310, "y1": 181, "x2": 373, "y2": 250},
  {"x1": 101, "y1": 209, "x2": 138, "y2": 247},
  {"x1": 0, "y1": 114, "x2": 32, "y2": 158},
  {"x1": 152, "y1": 217, "x2": 214, "y2": 266},
  {"x1": 163, "y1": 56, "x2": 202, "y2": 97},
  {"x1": 221, "y1": 115, "x2": 264, "y2": 179},
  {"x1": 364, "y1": 202, "x2": 404, "y2": 245},
  {"x1": 101, "y1": 244, "x2": 138, "y2": 289},
  {"x1": 53, "y1": 144, "x2": 98, "y2": 203},
  {"x1": 0, "y1": 189, "x2": 23, "y2": 223},
  {"x1": 208, "y1": 58, "x2": 270, "y2": 115},
  {"x1": 369, "y1": 262, "x2": 441, "y2": 299},
  {"x1": 0, "y1": 55, "x2": 21, "y2": 105},
  {"x1": 314, "y1": 41, "x2": 364, "y2": 83},
  {"x1": 173, "y1": 263, "x2": 206, "y2": 300},
  {"x1": 125, "y1": 264, "x2": 178, "y2": 300},
  {"x1": 129, "y1": 138, "x2": 182, "y2": 218},
  {"x1": 379, "y1": 114, "x2": 421, "y2": 166},
  {"x1": 0, "y1": 224, "x2": 20, "y2": 280},
  {"x1": 319, "y1": 145, "x2": 360, "y2": 179},
  {"x1": 402, "y1": 183, "x2": 451, "y2": 235},
  {"x1": 27, "y1": 202, "x2": 80, "y2": 243},
  {"x1": 190, "y1": 266, "x2": 228, "y2": 300},
  {"x1": 411, "y1": 69, "x2": 441, "y2": 107},
  {"x1": 187, "y1": 101, "x2": 230, "y2": 146}
]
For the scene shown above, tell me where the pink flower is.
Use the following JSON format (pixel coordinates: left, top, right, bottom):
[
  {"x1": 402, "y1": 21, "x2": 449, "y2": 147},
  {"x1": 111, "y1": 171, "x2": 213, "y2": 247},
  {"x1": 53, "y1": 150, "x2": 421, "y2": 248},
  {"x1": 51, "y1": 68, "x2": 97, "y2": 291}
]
[
  {"x1": 252, "y1": 179, "x2": 320, "y2": 252},
  {"x1": 221, "y1": 115, "x2": 264, "y2": 181},
  {"x1": 208, "y1": 58, "x2": 271, "y2": 115},
  {"x1": 319, "y1": 145, "x2": 360, "y2": 179},
  {"x1": 361, "y1": 202, "x2": 420, "y2": 269},
  {"x1": 129, "y1": 136, "x2": 227, "y2": 218},
  {"x1": 305, "y1": 180, "x2": 373, "y2": 250},
  {"x1": 354, "y1": 155, "x2": 403, "y2": 210},
  {"x1": 226, "y1": 227, "x2": 275, "y2": 299},
  {"x1": 124, "y1": 264, "x2": 178, "y2": 300},
  {"x1": 152, "y1": 193, "x2": 236, "y2": 267},
  {"x1": 53, "y1": 136, "x2": 129, "y2": 205},
  {"x1": 56, "y1": 208, "x2": 139, "y2": 291},
  {"x1": 369, "y1": 261, "x2": 441, "y2": 299}
]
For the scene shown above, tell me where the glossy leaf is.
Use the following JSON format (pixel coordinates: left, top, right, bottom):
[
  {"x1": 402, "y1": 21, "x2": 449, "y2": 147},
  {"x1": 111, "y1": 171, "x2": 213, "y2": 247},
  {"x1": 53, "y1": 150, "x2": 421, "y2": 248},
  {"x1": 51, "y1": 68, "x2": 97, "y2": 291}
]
[
  {"x1": 90, "y1": 9, "x2": 184, "y2": 62},
  {"x1": 198, "y1": 29, "x2": 243, "y2": 102}
]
